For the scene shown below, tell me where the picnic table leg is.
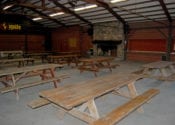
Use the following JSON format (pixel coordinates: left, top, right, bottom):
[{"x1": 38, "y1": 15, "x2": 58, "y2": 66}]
[
  {"x1": 87, "y1": 99, "x2": 100, "y2": 119},
  {"x1": 49, "y1": 68, "x2": 59, "y2": 88},
  {"x1": 127, "y1": 81, "x2": 144, "y2": 113},
  {"x1": 106, "y1": 61, "x2": 112, "y2": 72},
  {"x1": 142, "y1": 67, "x2": 150, "y2": 75},
  {"x1": 169, "y1": 65, "x2": 175, "y2": 73},
  {"x1": 40, "y1": 69, "x2": 47, "y2": 80},
  {"x1": 67, "y1": 99, "x2": 99, "y2": 123},
  {"x1": 11, "y1": 75, "x2": 19, "y2": 100},
  {"x1": 75, "y1": 57, "x2": 79, "y2": 67},
  {"x1": 92, "y1": 62, "x2": 98, "y2": 77},
  {"x1": 160, "y1": 68, "x2": 168, "y2": 77}
]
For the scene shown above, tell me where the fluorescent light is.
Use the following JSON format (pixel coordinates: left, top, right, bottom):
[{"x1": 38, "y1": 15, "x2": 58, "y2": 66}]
[
  {"x1": 74, "y1": 4, "x2": 97, "y2": 11},
  {"x1": 32, "y1": 17, "x2": 42, "y2": 21},
  {"x1": 3, "y1": 5, "x2": 13, "y2": 10},
  {"x1": 49, "y1": 12, "x2": 64, "y2": 17},
  {"x1": 110, "y1": 0, "x2": 127, "y2": 3}
]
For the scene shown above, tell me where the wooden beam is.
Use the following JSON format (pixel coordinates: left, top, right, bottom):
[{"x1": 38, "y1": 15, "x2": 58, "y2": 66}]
[
  {"x1": 50, "y1": 0, "x2": 92, "y2": 25},
  {"x1": 157, "y1": 0, "x2": 172, "y2": 22},
  {"x1": 41, "y1": 0, "x2": 45, "y2": 8}
]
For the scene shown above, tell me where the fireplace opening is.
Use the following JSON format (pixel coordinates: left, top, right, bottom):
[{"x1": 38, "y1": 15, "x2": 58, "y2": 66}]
[{"x1": 93, "y1": 40, "x2": 122, "y2": 56}]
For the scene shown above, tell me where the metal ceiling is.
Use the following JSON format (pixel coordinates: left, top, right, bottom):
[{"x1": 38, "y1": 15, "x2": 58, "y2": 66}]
[{"x1": 0, "y1": 0, "x2": 174, "y2": 28}]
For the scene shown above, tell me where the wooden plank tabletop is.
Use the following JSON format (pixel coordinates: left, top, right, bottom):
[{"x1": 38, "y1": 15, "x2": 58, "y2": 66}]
[
  {"x1": 0, "y1": 58, "x2": 34, "y2": 63},
  {"x1": 79, "y1": 57, "x2": 114, "y2": 63},
  {"x1": 39, "y1": 74, "x2": 142, "y2": 110},
  {"x1": 142, "y1": 61, "x2": 175, "y2": 69},
  {"x1": 49, "y1": 54, "x2": 80, "y2": 58},
  {"x1": 0, "y1": 50, "x2": 23, "y2": 54},
  {"x1": 0, "y1": 64, "x2": 63, "y2": 76}
]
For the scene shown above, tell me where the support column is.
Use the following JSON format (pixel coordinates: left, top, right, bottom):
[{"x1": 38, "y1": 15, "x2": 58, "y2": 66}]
[{"x1": 166, "y1": 22, "x2": 172, "y2": 61}]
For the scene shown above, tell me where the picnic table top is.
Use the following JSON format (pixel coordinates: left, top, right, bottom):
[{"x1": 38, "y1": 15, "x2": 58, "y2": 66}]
[
  {"x1": 0, "y1": 58, "x2": 34, "y2": 63},
  {"x1": 48, "y1": 54, "x2": 80, "y2": 58},
  {"x1": 39, "y1": 74, "x2": 142, "y2": 110},
  {"x1": 142, "y1": 61, "x2": 175, "y2": 69},
  {"x1": 0, "y1": 64, "x2": 63, "y2": 76},
  {"x1": 79, "y1": 57, "x2": 115, "y2": 62}
]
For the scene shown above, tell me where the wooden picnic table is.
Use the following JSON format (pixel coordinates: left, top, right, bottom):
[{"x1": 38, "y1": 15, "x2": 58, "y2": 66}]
[
  {"x1": 142, "y1": 61, "x2": 175, "y2": 80},
  {"x1": 0, "y1": 50, "x2": 23, "y2": 59},
  {"x1": 0, "y1": 64, "x2": 64, "y2": 99},
  {"x1": 0, "y1": 58, "x2": 34, "y2": 67},
  {"x1": 55, "y1": 51, "x2": 80, "y2": 55},
  {"x1": 24, "y1": 52, "x2": 52, "y2": 63},
  {"x1": 29, "y1": 74, "x2": 159, "y2": 125},
  {"x1": 78, "y1": 56, "x2": 119, "y2": 77},
  {"x1": 48, "y1": 54, "x2": 80, "y2": 66}
]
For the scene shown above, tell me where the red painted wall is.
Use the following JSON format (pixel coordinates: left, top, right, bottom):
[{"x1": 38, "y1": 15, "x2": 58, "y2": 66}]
[
  {"x1": 51, "y1": 25, "x2": 93, "y2": 54},
  {"x1": 27, "y1": 35, "x2": 45, "y2": 52},
  {"x1": 52, "y1": 26, "x2": 80, "y2": 52},
  {"x1": 0, "y1": 34, "x2": 45, "y2": 52},
  {"x1": 128, "y1": 39, "x2": 166, "y2": 52},
  {"x1": 0, "y1": 34, "x2": 25, "y2": 51}
]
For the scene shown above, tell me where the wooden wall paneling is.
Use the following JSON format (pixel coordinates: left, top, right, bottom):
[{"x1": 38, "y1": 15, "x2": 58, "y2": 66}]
[
  {"x1": 51, "y1": 26, "x2": 92, "y2": 54},
  {"x1": 128, "y1": 39, "x2": 166, "y2": 51},
  {"x1": 80, "y1": 31, "x2": 93, "y2": 55},
  {"x1": 0, "y1": 34, "x2": 25, "y2": 51},
  {"x1": 27, "y1": 35, "x2": 45, "y2": 53},
  {"x1": 126, "y1": 52, "x2": 165, "y2": 62}
]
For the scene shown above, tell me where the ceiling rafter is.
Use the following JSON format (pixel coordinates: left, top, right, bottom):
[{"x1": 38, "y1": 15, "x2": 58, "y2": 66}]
[
  {"x1": 157, "y1": 0, "x2": 172, "y2": 22},
  {"x1": 49, "y1": 0, "x2": 92, "y2": 26},
  {"x1": 41, "y1": 0, "x2": 45, "y2": 8},
  {"x1": 82, "y1": 0, "x2": 126, "y2": 25}
]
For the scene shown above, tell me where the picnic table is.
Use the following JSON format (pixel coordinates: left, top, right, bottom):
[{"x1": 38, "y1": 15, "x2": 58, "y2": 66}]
[
  {"x1": 141, "y1": 61, "x2": 175, "y2": 81},
  {"x1": 28, "y1": 74, "x2": 159, "y2": 125},
  {"x1": 48, "y1": 54, "x2": 80, "y2": 67},
  {"x1": 0, "y1": 64, "x2": 65, "y2": 99},
  {"x1": 78, "y1": 56, "x2": 119, "y2": 77},
  {"x1": 0, "y1": 50, "x2": 23, "y2": 59},
  {"x1": 24, "y1": 52, "x2": 52, "y2": 63},
  {"x1": 0, "y1": 58, "x2": 34, "y2": 67}
]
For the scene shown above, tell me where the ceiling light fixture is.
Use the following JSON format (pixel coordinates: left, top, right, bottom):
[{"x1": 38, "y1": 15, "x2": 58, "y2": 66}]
[
  {"x1": 74, "y1": 4, "x2": 97, "y2": 11},
  {"x1": 110, "y1": 0, "x2": 127, "y2": 3},
  {"x1": 49, "y1": 12, "x2": 64, "y2": 17},
  {"x1": 3, "y1": 5, "x2": 13, "y2": 10},
  {"x1": 32, "y1": 17, "x2": 42, "y2": 21}
]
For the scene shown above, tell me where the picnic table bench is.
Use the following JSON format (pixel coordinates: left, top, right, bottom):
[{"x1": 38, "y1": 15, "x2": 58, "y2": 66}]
[
  {"x1": 0, "y1": 58, "x2": 34, "y2": 67},
  {"x1": 28, "y1": 74, "x2": 159, "y2": 125},
  {"x1": 24, "y1": 52, "x2": 52, "y2": 63}
]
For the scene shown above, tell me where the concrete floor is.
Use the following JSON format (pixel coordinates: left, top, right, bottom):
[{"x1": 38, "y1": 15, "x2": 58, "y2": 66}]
[{"x1": 0, "y1": 60, "x2": 175, "y2": 125}]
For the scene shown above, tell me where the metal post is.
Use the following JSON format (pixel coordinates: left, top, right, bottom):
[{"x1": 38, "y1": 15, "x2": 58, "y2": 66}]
[
  {"x1": 123, "y1": 23, "x2": 129, "y2": 61},
  {"x1": 166, "y1": 22, "x2": 172, "y2": 61}
]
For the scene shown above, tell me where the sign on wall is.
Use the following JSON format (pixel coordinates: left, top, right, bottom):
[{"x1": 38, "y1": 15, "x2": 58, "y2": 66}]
[
  {"x1": 0, "y1": 22, "x2": 21, "y2": 31},
  {"x1": 68, "y1": 38, "x2": 77, "y2": 48}
]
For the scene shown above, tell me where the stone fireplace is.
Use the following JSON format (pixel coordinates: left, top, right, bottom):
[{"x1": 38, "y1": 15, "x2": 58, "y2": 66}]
[{"x1": 92, "y1": 21, "x2": 124, "y2": 59}]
